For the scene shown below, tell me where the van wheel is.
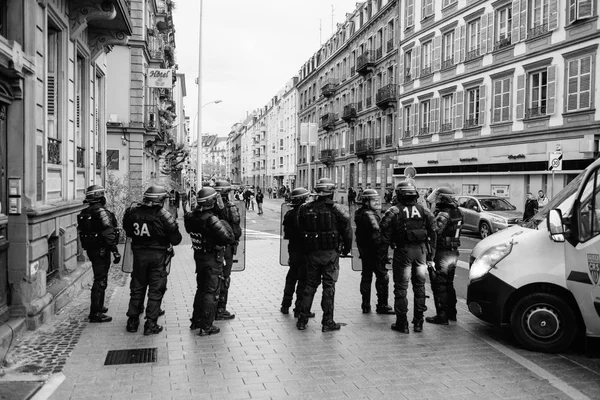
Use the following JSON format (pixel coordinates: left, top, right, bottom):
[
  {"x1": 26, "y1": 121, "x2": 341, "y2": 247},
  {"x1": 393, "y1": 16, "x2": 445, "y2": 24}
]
[
  {"x1": 510, "y1": 293, "x2": 578, "y2": 353},
  {"x1": 479, "y1": 222, "x2": 491, "y2": 239}
]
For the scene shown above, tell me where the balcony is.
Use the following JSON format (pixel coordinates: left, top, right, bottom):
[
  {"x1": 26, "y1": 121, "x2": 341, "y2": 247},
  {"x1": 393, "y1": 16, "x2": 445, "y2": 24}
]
[
  {"x1": 529, "y1": 24, "x2": 548, "y2": 40},
  {"x1": 387, "y1": 38, "x2": 394, "y2": 52},
  {"x1": 356, "y1": 51, "x2": 375, "y2": 75},
  {"x1": 320, "y1": 113, "x2": 338, "y2": 131},
  {"x1": 342, "y1": 104, "x2": 357, "y2": 122},
  {"x1": 48, "y1": 138, "x2": 61, "y2": 165},
  {"x1": 421, "y1": 66, "x2": 432, "y2": 77},
  {"x1": 319, "y1": 149, "x2": 338, "y2": 166},
  {"x1": 148, "y1": 34, "x2": 164, "y2": 60},
  {"x1": 376, "y1": 84, "x2": 397, "y2": 109},
  {"x1": 526, "y1": 106, "x2": 547, "y2": 119},
  {"x1": 355, "y1": 138, "x2": 374, "y2": 160},
  {"x1": 493, "y1": 35, "x2": 512, "y2": 51},
  {"x1": 441, "y1": 57, "x2": 454, "y2": 69},
  {"x1": 145, "y1": 105, "x2": 159, "y2": 131},
  {"x1": 465, "y1": 47, "x2": 480, "y2": 62},
  {"x1": 441, "y1": 122, "x2": 454, "y2": 132},
  {"x1": 321, "y1": 78, "x2": 338, "y2": 98},
  {"x1": 465, "y1": 117, "x2": 480, "y2": 128},
  {"x1": 420, "y1": 126, "x2": 430, "y2": 135}
]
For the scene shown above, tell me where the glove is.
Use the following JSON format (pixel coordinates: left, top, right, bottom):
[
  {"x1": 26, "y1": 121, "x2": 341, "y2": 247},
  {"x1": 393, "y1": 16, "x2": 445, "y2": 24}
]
[
  {"x1": 426, "y1": 261, "x2": 435, "y2": 269},
  {"x1": 113, "y1": 252, "x2": 121, "y2": 264}
]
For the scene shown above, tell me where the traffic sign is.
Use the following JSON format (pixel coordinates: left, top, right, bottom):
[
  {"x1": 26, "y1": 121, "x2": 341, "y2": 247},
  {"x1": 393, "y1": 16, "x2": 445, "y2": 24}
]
[{"x1": 548, "y1": 151, "x2": 563, "y2": 171}]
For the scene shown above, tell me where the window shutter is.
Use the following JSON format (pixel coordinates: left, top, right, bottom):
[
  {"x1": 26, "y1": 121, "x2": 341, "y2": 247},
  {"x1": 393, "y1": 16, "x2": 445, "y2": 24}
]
[
  {"x1": 479, "y1": 84, "x2": 486, "y2": 126},
  {"x1": 412, "y1": 104, "x2": 418, "y2": 136},
  {"x1": 413, "y1": 45, "x2": 421, "y2": 78},
  {"x1": 579, "y1": 56, "x2": 592, "y2": 109},
  {"x1": 548, "y1": 0, "x2": 559, "y2": 31},
  {"x1": 455, "y1": 91, "x2": 464, "y2": 129},
  {"x1": 399, "y1": 52, "x2": 404, "y2": 84},
  {"x1": 460, "y1": 25, "x2": 466, "y2": 63},
  {"x1": 502, "y1": 78, "x2": 511, "y2": 121},
  {"x1": 511, "y1": 0, "x2": 521, "y2": 43},
  {"x1": 481, "y1": 14, "x2": 488, "y2": 54},
  {"x1": 454, "y1": 26, "x2": 462, "y2": 63},
  {"x1": 519, "y1": 0, "x2": 527, "y2": 41},
  {"x1": 398, "y1": 109, "x2": 403, "y2": 139},
  {"x1": 546, "y1": 64, "x2": 557, "y2": 115},
  {"x1": 432, "y1": 97, "x2": 440, "y2": 133},
  {"x1": 426, "y1": 0, "x2": 433, "y2": 17},
  {"x1": 516, "y1": 74, "x2": 525, "y2": 120},
  {"x1": 433, "y1": 35, "x2": 442, "y2": 71},
  {"x1": 487, "y1": 11, "x2": 494, "y2": 52},
  {"x1": 567, "y1": 59, "x2": 579, "y2": 111},
  {"x1": 579, "y1": 0, "x2": 593, "y2": 19},
  {"x1": 47, "y1": 74, "x2": 56, "y2": 116},
  {"x1": 493, "y1": 80, "x2": 502, "y2": 122}
]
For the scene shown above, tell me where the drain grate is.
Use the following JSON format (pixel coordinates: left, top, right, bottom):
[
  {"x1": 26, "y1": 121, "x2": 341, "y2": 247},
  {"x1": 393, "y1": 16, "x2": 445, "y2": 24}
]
[{"x1": 104, "y1": 348, "x2": 157, "y2": 366}]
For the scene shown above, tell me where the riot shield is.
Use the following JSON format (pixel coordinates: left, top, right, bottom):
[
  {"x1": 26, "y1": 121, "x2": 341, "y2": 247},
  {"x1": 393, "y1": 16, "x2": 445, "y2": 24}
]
[
  {"x1": 280, "y1": 202, "x2": 291, "y2": 266},
  {"x1": 231, "y1": 200, "x2": 246, "y2": 271}
]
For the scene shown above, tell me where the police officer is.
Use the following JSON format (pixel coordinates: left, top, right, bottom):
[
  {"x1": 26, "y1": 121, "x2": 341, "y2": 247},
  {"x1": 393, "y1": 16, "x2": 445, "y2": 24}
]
[
  {"x1": 380, "y1": 181, "x2": 436, "y2": 334},
  {"x1": 281, "y1": 187, "x2": 314, "y2": 318},
  {"x1": 185, "y1": 187, "x2": 235, "y2": 336},
  {"x1": 296, "y1": 178, "x2": 352, "y2": 332},
  {"x1": 355, "y1": 189, "x2": 393, "y2": 314},
  {"x1": 213, "y1": 180, "x2": 242, "y2": 321},
  {"x1": 426, "y1": 187, "x2": 463, "y2": 324},
  {"x1": 77, "y1": 185, "x2": 121, "y2": 323},
  {"x1": 123, "y1": 186, "x2": 182, "y2": 335}
]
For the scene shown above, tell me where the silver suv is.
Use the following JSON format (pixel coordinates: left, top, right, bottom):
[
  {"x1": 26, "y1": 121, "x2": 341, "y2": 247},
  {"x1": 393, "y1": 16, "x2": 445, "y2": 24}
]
[{"x1": 457, "y1": 195, "x2": 523, "y2": 238}]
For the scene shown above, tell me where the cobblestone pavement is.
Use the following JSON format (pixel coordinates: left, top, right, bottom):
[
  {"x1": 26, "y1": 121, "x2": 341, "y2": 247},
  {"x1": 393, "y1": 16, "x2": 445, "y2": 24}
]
[{"x1": 3, "y1": 199, "x2": 600, "y2": 400}]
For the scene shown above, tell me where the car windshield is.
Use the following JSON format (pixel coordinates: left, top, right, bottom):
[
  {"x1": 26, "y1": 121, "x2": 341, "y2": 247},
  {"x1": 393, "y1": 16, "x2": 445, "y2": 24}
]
[{"x1": 479, "y1": 198, "x2": 515, "y2": 211}]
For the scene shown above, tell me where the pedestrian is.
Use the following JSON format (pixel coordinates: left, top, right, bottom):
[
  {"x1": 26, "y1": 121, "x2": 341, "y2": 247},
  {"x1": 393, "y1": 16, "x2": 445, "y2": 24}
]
[
  {"x1": 168, "y1": 189, "x2": 180, "y2": 218},
  {"x1": 123, "y1": 186, "x2": 182, "y2": 335},
  {"x1": 267, "y1": 186, "x2": 272, "y2": 199},
  {"x1": 296, "y1": 178, "x2": 353, "y2": 332},
  {"x1": 380, "y1": 181, "x2": 436, "y2": 334},
  {"x1": 184, "y1": 187, "x2": 235, "y2": 336},
  {"x1": 214, "y1": 180, "x2": 243, "y2": 321},
  {"x1": 354, "y1": 189, "x2": 394, "y2": 314},
  {"x1": 180, "y1": 189, "x2": 188, "y2": 213},
  {"x1": 348, "y1": 186, "x2": 356, "y2": 206},
  {"x1": 243, "y1": 188, "x2": 251, "y2": 210},
  {"x1": 281, "y1": 187, "x2": 314, "y2": 318},
  {"x1": 77, "y1": 185, "x2": 121, "y2": 323},
  {"x1": 249, "y1": 189, "x2": 256, "y2": 211},
  {"x1": 537, "y1": 190, "x2": 549, "y2": 208},
  {"x1": 425, "y1": 187, "x2": 463, "y2": 325},
  {"x1": 256, "y1": 188, "x2": 264, "y2": 214},
  {"x1": 524, "y1": 192, "x2": 538, "y2": 221}
]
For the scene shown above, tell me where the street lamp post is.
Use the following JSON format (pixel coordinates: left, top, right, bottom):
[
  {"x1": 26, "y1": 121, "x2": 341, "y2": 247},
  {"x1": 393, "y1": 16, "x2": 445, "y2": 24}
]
[{"x1": 196, "y1": 0, "x2": 204, "y2": 190}]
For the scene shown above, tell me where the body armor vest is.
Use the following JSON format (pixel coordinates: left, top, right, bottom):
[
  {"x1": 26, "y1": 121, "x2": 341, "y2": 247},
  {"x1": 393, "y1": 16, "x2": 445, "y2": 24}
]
[
  {"x1": 438, "y1": 207, "x2": 463, "y2": 250},
  {"x1": 394, "y1": 204, "x2": 428, "y2": 245},
  {"x1": 301, "y1": 201, "x2": 339, "y2": 251}
]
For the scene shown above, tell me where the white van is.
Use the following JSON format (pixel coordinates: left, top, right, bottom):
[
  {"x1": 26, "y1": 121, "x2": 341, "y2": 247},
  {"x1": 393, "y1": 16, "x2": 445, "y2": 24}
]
[{"x1": 467, "y1": 159, "x2": 600, "y2": 353}]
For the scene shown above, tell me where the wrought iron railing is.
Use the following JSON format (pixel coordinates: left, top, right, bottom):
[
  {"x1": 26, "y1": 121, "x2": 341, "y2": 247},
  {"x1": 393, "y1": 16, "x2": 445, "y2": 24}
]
[
  {"x1": 465, "y1": 47, "x2": 480, "y2": 62},
  {"x1": 527, "y1": 106, "x2": 547, "y2": 118},
  {"x1": 404, "y1": 130, "x2": 412, "y2": 138},
  {"x1": 48, "y1": 138, "x2": 61, "y2": 164},
  {"x1": 357, "y1": 51, "x2": 375, "y2": 70},
  {"x1": 148, "y1": 34, "x2": 164, "y2": 60},
  {"x1": 493, "y1": 35, "x2": 512, "y2": 51},
  {"x1": 76, "y1": 146, "x2": 85, "y2": 168},
  {"x1": 355, "y1": 138, "x2": 374, "y2": 154},
  {"x1": 465, "y1": 117, "x2": 479, "y2": 128},
  {"x1": 376, "y1": 84, "x2": 397, "y2": 104},
  {"x1": 421, "y1": 66, "x2": 432, "y2": 76},
  {"x1": 441, "y1": 122, "x2": 453, "y2": 132},
  {"x1": 342, "y1": 104, "x2": 357, "y2": 120},
  {"x1": 420, "y1": 126, "x2": 430, "y2": 135},
  {"x1": 529, "y1": 24, "x2": 548, "y2": 39},
  {"x1": 442, "y1": 57, "x2": 454, "y2": 69}
]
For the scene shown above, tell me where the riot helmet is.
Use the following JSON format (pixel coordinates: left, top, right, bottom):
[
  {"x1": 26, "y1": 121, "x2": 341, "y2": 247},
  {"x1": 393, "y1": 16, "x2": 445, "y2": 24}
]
[
  {"x1": 85, "y1": 184, "x2": 106, "y2": 204},
  {"x1": 289, "y1": 187, "x2": 309, "y2": 206},
  {"x1": 315, "y1": 178, "x2": 336, "y2": 197},
  {"x1": 361, "y1": 188, "x2": 381, "y2": 210},
  {"x1": 196, "y1": 187, "x2": 218, "y2": 209},
  {"x1": 214, "y1": 180, "x2": 232, "y2": 193},
  {"x1": 436, "y1": 186, "x2": 457, "y2": 208},
  {"x1": 143, "y1": 185, "x2": 168, "y2": 205},
  {"x1": 395, "y1": 181, "x2": 419, "y2": 203}
]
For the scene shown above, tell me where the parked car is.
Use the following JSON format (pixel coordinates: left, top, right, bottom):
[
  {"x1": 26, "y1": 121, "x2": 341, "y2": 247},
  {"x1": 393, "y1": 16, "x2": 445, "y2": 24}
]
[{"x1": 457, "y1": 195, "x2": 523, "y2": 238}]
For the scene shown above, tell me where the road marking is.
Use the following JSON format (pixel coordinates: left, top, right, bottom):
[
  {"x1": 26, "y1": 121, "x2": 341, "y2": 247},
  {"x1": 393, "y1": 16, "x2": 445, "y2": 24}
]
[
  {"x1": 245, "y1": 229, "x2": 281, "y2": 239},
  {"x1": 459, "y1": 322, "x2": 591, "y2": 400}
]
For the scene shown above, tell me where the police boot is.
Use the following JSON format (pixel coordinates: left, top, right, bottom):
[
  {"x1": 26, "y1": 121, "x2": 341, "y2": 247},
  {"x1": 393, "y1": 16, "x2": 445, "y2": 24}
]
[
  {"x1": 294, "y1": 309, "x2": 315, "y2": 318},
  {"x1": 376, "y1": 304, "x2": 395, "y2": 315},
  {"x1": 143, "y1": 320, "x2": 163, "y2": 336},
  {"x1": 426, "y1": 311, "x2": 449, "y2": 325},
  {"x1": 215, "y1": 308, "x2": 235, "y2": 320},
  {"x1": 280, "y1": 306, "x2": 290, "y2": 314},
  {"x1": 198, "y1": 325, "x2": 220, "y2": 336},
  {"x1": 89, "y1": 313, "x2": 112, "y2": 323},
  {"x1": 361, "y1": 300, "x2": 371, "y2": 314},
  {"x1": 189, "y1": 319, "x2": 202, "y2": 330},
  {"x1": 126, "y1": 316, "x2": 139, "y2": 332},
  {"x1": 413, "y1": 318, "x2": 424, "y2": 333},
  {"x1": 296, "y1": 315, "x2": 309, "y2": 330},
  {"x1": 322, "y1": 320, "x2": 342, "y2": 332},
  {"x1": 391, "y1": 319, "x2": 409, "y2": 334}
]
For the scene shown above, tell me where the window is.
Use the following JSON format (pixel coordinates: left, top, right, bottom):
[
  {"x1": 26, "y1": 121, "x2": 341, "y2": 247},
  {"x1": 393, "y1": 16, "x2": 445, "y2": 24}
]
[
  {"x1": 528, "y1": 69, "x2": 548, "y2": 118},
  {"x1": 566, "y1": 55, "x2": 592, "y2": 112},
  {"x1": 465, "y1": 87, "x2": 480, "y2": 127},
  {"x1": 420, "y1": 100, "x2": 431, "y2": 135},
  {"x1": 405, "y1": 0, "x2": 414, "y2": 28},
  {"x1": 443, "y1": 0, "x2": 456, "y2": 7},
  {"x1": 569, "y1": 0, "x2": 594, "y2": 23},
  {"x1": 466, "y1": 18, "x2": 480, "y2": 61},
  {"x1": 492, "y1": 77, "x2": 511, "y2": 122},
  {"x1": 403, "y1": 105, "x2": 412, "y2": 137},
  {"x1": 422, "y1": 0, "x2": 433, "y2": 19},
  {"x1": 376, "y1": 160, "x2": 382, "y2": 185},
  {"x1": 442, "y1": 30, "x2": 454, "y2": 68},
  {"x1": 106, "y1": 150, "x2": 120, "y2": 170},
  {"x1": 47, "y1": 28, "x2": 60, "y2": 141},
  {"x1": 404, "y1": 49, "x2": 412, "y2": 80},
  {"x1": 441, "y1": 94, "x2": 455, "y2": 131},
  {"x1": 530, "y1": 0, "x2": 549, "y2": 38},
  {"x1": 387, "y1": 20, "x2": 394, "y2": 52},
  {"x1": 421, "y1": 40, "x2": 433, "y2": 76},
  {"x1": 495, "y1": 6, "x2": 512, "y2": 50}
]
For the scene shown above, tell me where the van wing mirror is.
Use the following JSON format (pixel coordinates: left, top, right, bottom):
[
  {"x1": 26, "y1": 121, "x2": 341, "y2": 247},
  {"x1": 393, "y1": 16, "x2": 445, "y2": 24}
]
[{"x1": 547, "y1": 209, "x2": 565, "y2": 243}]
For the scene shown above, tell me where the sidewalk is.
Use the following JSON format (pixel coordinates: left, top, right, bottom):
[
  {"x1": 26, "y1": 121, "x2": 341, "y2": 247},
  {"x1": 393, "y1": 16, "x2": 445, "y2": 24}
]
[{"x1": 2, "y1": 200, "x2": 599, "y2": 399}]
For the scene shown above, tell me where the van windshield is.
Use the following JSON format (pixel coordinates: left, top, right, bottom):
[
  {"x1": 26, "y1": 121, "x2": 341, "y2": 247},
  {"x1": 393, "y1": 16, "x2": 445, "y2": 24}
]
[{"x1": 526, "y1": 171, "x2": 586, "y2": 227}]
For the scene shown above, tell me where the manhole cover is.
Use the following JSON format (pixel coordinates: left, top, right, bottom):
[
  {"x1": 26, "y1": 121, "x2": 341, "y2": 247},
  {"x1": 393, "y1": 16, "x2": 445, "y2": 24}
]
[{"x1": 104, "y1": 348, "x2": 157, "y2": 366}]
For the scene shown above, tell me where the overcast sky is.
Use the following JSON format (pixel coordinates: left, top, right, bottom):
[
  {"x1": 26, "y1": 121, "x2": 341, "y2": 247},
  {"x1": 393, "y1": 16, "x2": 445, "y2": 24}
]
[{"x1": 172, "y1": 0, "x2": 362, "y2": 138}]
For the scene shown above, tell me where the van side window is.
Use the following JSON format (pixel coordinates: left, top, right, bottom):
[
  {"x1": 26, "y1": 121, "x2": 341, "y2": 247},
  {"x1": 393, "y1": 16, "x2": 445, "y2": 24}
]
[{"x1": 578, "y1": 170, "x2": 600, "y2": 242}]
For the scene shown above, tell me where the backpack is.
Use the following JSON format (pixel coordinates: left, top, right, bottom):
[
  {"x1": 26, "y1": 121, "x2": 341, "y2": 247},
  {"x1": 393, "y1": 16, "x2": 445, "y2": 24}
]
[{"x1": 396, "y1": 204, "x2": 428, "y2": 244}]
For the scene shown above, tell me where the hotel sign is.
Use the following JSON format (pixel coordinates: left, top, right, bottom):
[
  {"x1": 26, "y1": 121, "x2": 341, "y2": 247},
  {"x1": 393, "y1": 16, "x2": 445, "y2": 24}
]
[{"x1": 147, "y1": 69, "x2": 172, "y2": 88}]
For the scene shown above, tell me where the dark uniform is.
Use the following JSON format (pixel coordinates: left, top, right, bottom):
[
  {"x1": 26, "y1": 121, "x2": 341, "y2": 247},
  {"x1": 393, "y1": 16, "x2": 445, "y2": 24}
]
[
  {"x1": 77, "y1": 185, "x2": 121, "y2": 323},
  {"x1": 355, "y1": 189, "x2": 393, "y2": 314},
  {"x1": 281, "y1": 187, "x2": 312, "y2": 317},
  {"x1": 185, "y1": 187, "x2": 235, "y2": 336},
  {"x1": 426, "y1": 188, "x2": 464, "y2": 324},
  {"x1": 123, "y1": 186, "x2": 182, "y2": 335},
  {"x1": 380, "y1": 181, "x2": 436, "y2": 334},
  {"x1": 296, "y1": 178, "x2": 352, "y2": 332},
  {"x1": 214, "y1": 180, "x2": 242, "y2": 321}
]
